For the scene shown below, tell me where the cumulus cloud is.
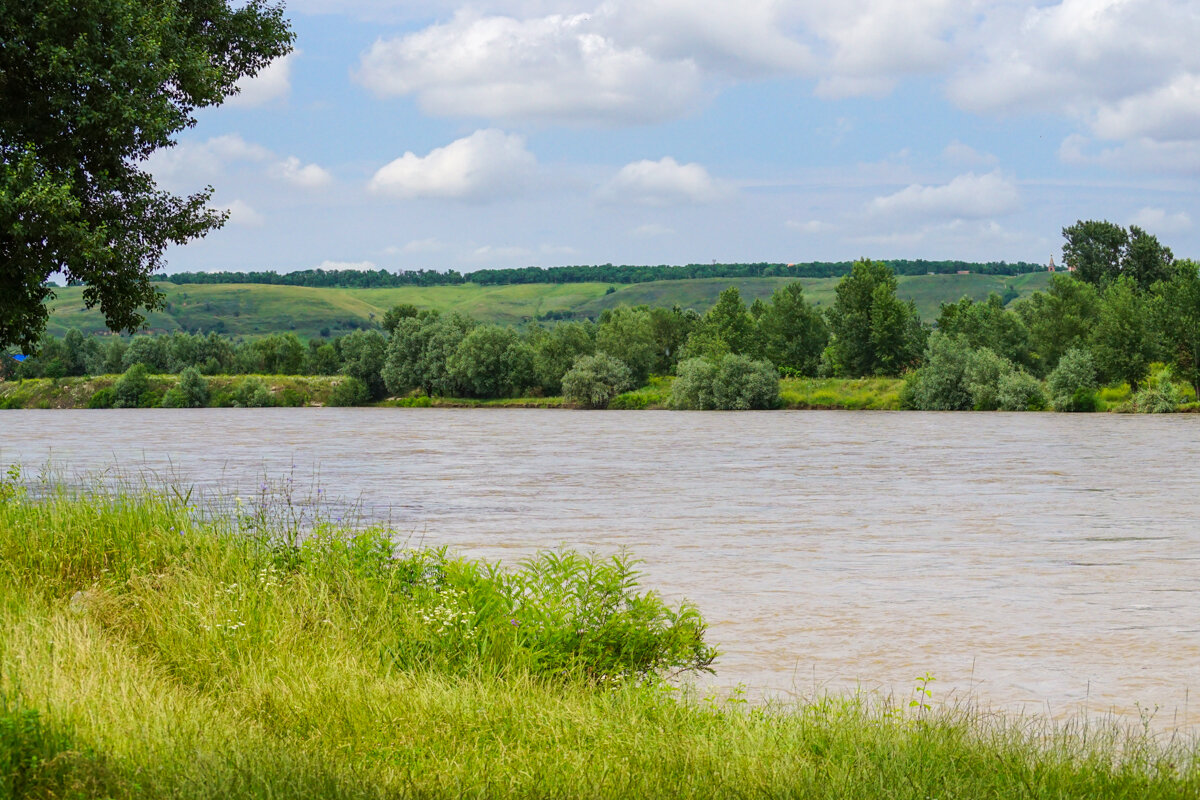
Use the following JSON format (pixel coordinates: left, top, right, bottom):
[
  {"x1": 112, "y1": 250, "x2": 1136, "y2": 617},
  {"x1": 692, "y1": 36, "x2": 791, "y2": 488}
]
[
  {"x1": 219, "y1": 199, "x2": 265, "y2": 227},
  {"x1": 598, "y1": 157, "x2": 725, "y2": 205},
  {"x1": 949, "y1": 0, "x2": 1200, "y2": 143},
  {"x1": 357, "y1": 12, "x2": 706, "y2": 124},
  {"x1": 368, "y1": 129, "x2": 538, "y2": 201},
  {"x1": 869, "y1": 171, "x2": 1020, "y2": 221},
  {"x1": 148, "y1": 134, "x2": 271, "y2": 181},
  {"x1": 272, "y1": 156, "x2": 334, "y2": 188},
  {"x1": 1130, "y1": 207, "x2": 1192, "y2": 234},
  {"x1": 229, "y1": 52, "x2": 296, "y2": 107}
]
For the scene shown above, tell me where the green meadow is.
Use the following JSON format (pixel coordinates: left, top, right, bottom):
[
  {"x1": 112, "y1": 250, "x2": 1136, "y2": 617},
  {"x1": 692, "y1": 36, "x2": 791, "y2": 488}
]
[
  {"x1": 1, "y1": 483, "x2": 1196, "y2": 799},
  {"x1": 42, "y1": 272, "x2": 1051, "y2": 339}
]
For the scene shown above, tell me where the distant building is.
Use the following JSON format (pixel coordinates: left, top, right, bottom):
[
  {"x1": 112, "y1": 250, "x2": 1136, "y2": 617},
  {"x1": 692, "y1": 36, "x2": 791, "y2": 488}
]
[
  {"x1": 1048, "y1": 255, "x2": 1056, "y2": 272},
  {"x1": 956, "y1": 270, "x2": 970, "y2": 275}
]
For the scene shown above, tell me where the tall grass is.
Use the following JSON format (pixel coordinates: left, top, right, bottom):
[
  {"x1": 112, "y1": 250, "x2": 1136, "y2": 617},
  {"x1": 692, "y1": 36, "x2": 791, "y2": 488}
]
[{"x1": 1, "y1": 478, "x2": 1196, "y2": 798}]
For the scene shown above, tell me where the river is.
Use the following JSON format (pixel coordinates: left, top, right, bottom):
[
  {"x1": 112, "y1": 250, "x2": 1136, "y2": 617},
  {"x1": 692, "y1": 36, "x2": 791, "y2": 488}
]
[{"x1": 3, "y1": 408, "x2": 1198, "y2": 726}]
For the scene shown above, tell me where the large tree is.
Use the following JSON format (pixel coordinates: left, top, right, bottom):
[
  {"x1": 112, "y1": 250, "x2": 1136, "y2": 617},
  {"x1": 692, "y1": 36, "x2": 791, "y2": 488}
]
[
  {"x1": 0, "y1": 1, "x2": 293, "y2": 352},
  {"x1": 824, "y1": 259, "x2": 924, "y2": 377}
]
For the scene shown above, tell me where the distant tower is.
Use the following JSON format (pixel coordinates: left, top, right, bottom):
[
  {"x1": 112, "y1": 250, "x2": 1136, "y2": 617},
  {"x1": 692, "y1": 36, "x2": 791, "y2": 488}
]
[{"x1": 1047, "y1": 255, "x2": 1056, "y2": 272}]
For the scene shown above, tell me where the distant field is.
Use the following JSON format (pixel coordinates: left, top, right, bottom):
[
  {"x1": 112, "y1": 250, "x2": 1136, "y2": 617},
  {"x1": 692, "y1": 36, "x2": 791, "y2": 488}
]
[{"x1": 44, "y1": 272, "x2": 1052, "y2": 338}]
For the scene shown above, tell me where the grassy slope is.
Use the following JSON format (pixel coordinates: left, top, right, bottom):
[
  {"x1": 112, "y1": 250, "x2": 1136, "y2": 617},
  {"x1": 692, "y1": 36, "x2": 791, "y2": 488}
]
[
  {"x1": 43, "y1": 273, "x2": 1052, "y2": 338},
  {"x1": 1, "y1": 489, "x2": 1195, "y2": 799}
]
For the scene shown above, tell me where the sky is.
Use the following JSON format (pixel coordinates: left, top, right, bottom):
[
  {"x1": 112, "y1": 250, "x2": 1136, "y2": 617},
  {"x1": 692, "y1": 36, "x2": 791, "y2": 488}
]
[{"x1": 151, "y1": 0, "x2": 1200, "y2": 274}]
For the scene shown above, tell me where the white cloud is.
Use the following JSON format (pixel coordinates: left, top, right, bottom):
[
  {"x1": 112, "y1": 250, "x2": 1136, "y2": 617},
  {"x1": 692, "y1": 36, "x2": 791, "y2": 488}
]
[
  {"x1": 786, "y1": 219, "x2": 833, "y2": 234},
  {"x1": 272, "y1": 156, "x2": 333, "y2": 188},
  {"x1": 314, "y1": 260, "x2": 378, "y2": 271},
  {"x1": 1091, "y1": 73, "x2": 1200, "y2": 142},
  {"x1": 368, "y1": 129, "x2": 538, "y2": 201},
  {"x1": 148, "y1": 134, "x2": 271, "y2": 181},
  {"x1": 219, "y1": 199, "x2": 265, "y2": 227},
  {"x1": 1130, "y1": 207, "x2": 1192, "y2": 234},
  {"x1": 599, "y1": 157, "x2": 725, "y2": 205},
  {"x1": 630, "y1": 223, "x2": 675, "y2": 238},
  {"x1": 229, "y1": 52, "x2": 296, "y2": 108},
  {"x1": 869, "y1": 171, "x2": 1020, "y2": 221},
  {"x1": 357, "y1": 11, "x2": 706, "y2": 124},
  {"x1": 949, "y1": 0, "x2": 1200, "y2": 143},
  {"x1": 1058, "y1": 133, "x2": 1200, "y2": 174}
]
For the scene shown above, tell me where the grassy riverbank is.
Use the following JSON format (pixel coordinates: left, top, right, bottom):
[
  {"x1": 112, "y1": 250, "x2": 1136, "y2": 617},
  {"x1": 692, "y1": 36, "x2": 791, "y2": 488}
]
[{"x1": 1, "y1": 483, "x2": 1197, "y2": 798}]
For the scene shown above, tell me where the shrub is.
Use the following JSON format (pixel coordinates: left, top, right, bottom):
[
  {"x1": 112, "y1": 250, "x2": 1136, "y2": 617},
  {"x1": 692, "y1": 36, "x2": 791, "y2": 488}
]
[
  {"x1": 232, "y1": 377, "x2": 273, "y2": 408},
  {"x1": 112, "y1": 363, "x2": 151, "y2": 408},
  {"x1": 996, "y1": 370, "x2": 1047, "y2": 411},
  {"x1": 561, "y1": 353, "x2": 632, "y2": 409},
  {"x1": 0, "y1": 395, "x2": 23, "y2": 410},
  {"x1": 161, "y1": 367, "x2": 209, "y2": 408},
  {"x1": 670, "y1": 355, "x2": 780, "y2": 410},
  {"x1": 1132, "y1": 368, "x2": 1186, "y2": 413},
  {"x1": 904, "y1": 333, "x2": 972, "y2": 411},
  {"x1": 278, "y1": 387, "x2": 308, "y2": 407},
  {"x1": 329, "y1": 377, "x2": 370, "y2": 407},
  {"x1": 964, "y1": 347, "x2": 1014, "y2": 411},
  {"x1": 1047, "y1": 348, "x2": 1099, "y2": 411}
]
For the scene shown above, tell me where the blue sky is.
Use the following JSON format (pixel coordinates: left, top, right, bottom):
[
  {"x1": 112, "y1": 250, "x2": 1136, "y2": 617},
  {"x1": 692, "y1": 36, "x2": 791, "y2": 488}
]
[{"x1": 152, "y1": 0, "x2": 1200, "y2": 274}]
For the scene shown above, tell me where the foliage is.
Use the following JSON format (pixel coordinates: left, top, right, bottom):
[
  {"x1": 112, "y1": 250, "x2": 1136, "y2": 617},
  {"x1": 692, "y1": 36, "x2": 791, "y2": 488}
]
[
  {"x1": 670, "y1": 355, "x2": 779, "y2": 410},
  {"x1": 935, "y1": 293, "x2": 1031, "y2": 369},
  {"x1": 1131, "y1": 366, "x2": 1188, "y2": 413},
  {"x1": 1015, "y1": 274, "x2": 1100, "y2": 375},
  {"x1": 338, "y1": 329, "x2": 388, "y2": 399},
  {"x1": 996, "y1": 370, "x2": 1047, "y2": 411},
  {"x1": 329, "y1": 377, "x2": 370, "y2": 407},
  {"x1": 756, "y1": 282, "x2": 828, "y2": 376},
  {"x1": 1062, "y1": 220, "x2": 1174, "y2": 290},
  {"x1": 1047, "y1": 348, "x2": 1099, "y2": 411},
  {"x1": 1090, "y1": 276, "x2": 1155, "y2": 390},
  {"x1": 685, "y1": 287, "x2": 756, "y2": 359},
  {"x1": 824, "y1": 259, "x2": 925, "y2": 377},
  {"x1": 596, "y1": 307, "x2": 658, "y2": 385},
  {"x1": 561, "y1": 353, "x2": 633, "y2": 409},
  {"x1": 113, "y1": 363, "x2": 152, "y2": 408},
  {"x1": 448, "y1": 325, "x2": 536, "y2": 399},
  {"x1": 231, "y1": 376, "x2": 272, "y2": 408},
  {"x1": 161, "y1": 367, "x2": 209, "y2": 408},
  {"x1": 1152, "y1": 259, "x2": 1200, "y2": 399},
  {"x1": 382, "y1": 311, "x2": 474, "y2": 397},
  {"x1": 0, "y1": 0, "x2": 294, "y2": 351},
  {"x1": 902, "y1": 333, "x2": 973, "y2": 411},
  {"x1": 530, "y1": 322, "x2": 595, "y2": 394}
]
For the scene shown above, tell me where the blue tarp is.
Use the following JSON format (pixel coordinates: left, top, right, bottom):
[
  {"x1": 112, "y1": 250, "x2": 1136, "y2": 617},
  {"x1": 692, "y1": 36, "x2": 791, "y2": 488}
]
[{"x1": 9, "y1": 355, "x2": 27, "y2": 363}]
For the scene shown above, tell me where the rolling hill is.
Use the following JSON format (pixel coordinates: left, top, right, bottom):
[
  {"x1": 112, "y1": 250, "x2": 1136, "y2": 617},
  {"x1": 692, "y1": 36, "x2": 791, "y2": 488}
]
[{"x1": 43, "y1": 272, "x2": 1053, "y2": 339}]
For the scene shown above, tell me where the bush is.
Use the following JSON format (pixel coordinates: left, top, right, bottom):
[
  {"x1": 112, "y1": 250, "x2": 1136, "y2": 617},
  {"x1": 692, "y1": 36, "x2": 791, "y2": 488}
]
[
  {"x1": 1133, "y1": 368, "x2": 1186, "y2": 413},
  {"x1": 964, "y1": 347, "x2": 1014, "y2": 411},
  {"x1": 561, "y1": 353, "x2": 633, "y2": 409},
  {"x1": 670, "y1": 355, "x2": 779, "y2": 410},
  {"x1": 904, "y1": 333, "x2": 972, "y2": 411},
  {"x1": 161, "y1": 367, "x2": 209, "y2": 408},
  {"x1": 232, "y1": 377, "x2": 273, "y2": 408},
  {"x1": 278, "y1": 387, "x2": 308, "y2": 407},
  {"x1": 112, "y1": 363, "x2": 151, "y2": 408},
  {"x1": 996, "y1": 370, "x2": 1047, "y2": 411},
  {"x1": 1047, "y1": 348, "x2": 1099, "y2": 411},
  {"x1": 329, "y1": 377, "x2": 370, "y2": 407},
  {"x1": 0, "y1": 395, "x2": 24, "y2": 410}
]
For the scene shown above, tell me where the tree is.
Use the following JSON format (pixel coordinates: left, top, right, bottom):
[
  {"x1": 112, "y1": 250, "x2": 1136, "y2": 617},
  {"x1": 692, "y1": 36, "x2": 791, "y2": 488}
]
[
  {"x1": 1090, "y1": 275, "x2": 1155, "y2": 390},
  {"x1": 1154, "y1": 260, "x2": 1200, "y2": 399},
  {"x1": 1062, "y1": 220, "x2": 1127, "y2": 286},
  {"x1": 756, "y1": 282, "x2": 828, "y2": 376},
  {"x1": 1014, "y1": 274, "x2": 1099, "y2": 375},
  {"x1": 1047, "y1": 347, "x2": 1099, "y2": 411},
  {"x1": 448, "y1": 325, "x2": 535, "y2": 398},
  {"x1": 0, "y1": 1, "x2": 294, "y2": 352},
  {"x1": 935, "y1": 293, "x2": 1031, "y2": 369},
  {"x1": 1123, "y1": 225, "x2": 1174, "y2": 290},
  {"x1": 339, "y1": 329, "x2": 387, "y2": 399},
  {"x1": 531, "y1": 322, "x2": 594, "y2": 395},
  {"x1": 824, "y1": 259, "x2": 924, "y2": 377},
  {"x1": 595, "y1": 307, "x2": 657, "y2": 385},
  {"x1": 561, "y1": 354, "x2": 632, "y2": 409},
  {"x1": 382, "y1": 311, "x2": 475, "y2": 397},
  {"x1": 669, "y1": 355, "x2": 779, "y2": 410}
]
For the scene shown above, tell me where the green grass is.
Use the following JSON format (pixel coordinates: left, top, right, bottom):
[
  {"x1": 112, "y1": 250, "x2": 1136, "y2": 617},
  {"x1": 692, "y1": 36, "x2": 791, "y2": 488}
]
[
  {"x1": 0, "y1": 375, "x2": 347, "y2": 409},
  {"x1": 1, "y1": 483, "x2": 1196, "y2": 798},
  {"x1": 42, "y1": 273, "x2": 1054, "y2": 339},
  {"x1": 781, "y1": 377, "x2": 907, "y2": 410}
]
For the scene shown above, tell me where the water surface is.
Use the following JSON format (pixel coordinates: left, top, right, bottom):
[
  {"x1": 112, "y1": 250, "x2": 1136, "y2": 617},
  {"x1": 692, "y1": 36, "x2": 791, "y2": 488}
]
[{"x1": 5, "y1": 408, "x2": 1198, "y2": 725}]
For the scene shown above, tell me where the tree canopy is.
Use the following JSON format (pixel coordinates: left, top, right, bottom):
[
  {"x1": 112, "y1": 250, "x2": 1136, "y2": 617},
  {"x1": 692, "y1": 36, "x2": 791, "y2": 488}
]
[{"x1": 0, "y1": 0, "x2": 294, "y2": 351}]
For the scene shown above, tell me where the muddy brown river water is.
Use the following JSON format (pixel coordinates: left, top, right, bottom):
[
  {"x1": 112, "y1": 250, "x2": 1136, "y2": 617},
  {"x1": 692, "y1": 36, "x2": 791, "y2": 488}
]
[{"x1": 3, "y1": 408, "x2": 1198, "y2": 726}]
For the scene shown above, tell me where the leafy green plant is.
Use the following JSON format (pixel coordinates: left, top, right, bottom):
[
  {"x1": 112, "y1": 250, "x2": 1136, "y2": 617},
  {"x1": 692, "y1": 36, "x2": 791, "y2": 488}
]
[
  {"x1": 232, "y1": 377, "x2": 273, "y2": 408},
  {"x1": 329, "y1": 377, "x2": 369, "y2": 407},
  {"x1": 113, "y1": 363, "x2": 151, "y2": 408},
  {"x1": 1048, "y1": 348, "x2": 1099, "y2": 411},
  {"x1": 996, "y1": 370, "x2": 1047, "y2": 411},
  {"x1": 562, "y1": 353, "x2": 632, "y2": 409},
  {"x1": 670, "y1": 355, "x2": 779, "y2": 410}
]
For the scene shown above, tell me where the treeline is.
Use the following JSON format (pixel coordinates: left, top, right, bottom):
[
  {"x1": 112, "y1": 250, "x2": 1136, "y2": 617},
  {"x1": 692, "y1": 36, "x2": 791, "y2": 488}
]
[
  {"x1": 156, "y1": 259, "x2": 1044, "y2": 289},
  {"x1": 13, "y1": 221, "x2": 1198, "y2": 412}
]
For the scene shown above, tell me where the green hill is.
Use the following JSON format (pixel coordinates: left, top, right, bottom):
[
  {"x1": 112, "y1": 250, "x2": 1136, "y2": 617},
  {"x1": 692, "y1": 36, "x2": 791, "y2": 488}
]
[{"x1": 44, "y1": 272, "x2": 1052, "y2": 338}]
